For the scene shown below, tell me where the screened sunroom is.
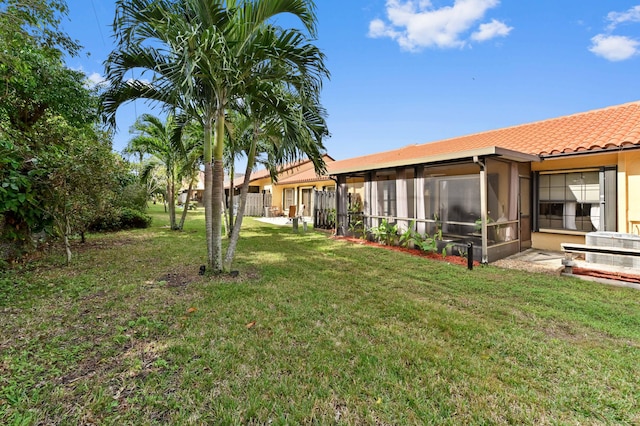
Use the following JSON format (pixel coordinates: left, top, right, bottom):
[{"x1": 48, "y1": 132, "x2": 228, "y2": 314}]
[{"x1": 333, "y1": 147, "x2": 538, "y2": 263}]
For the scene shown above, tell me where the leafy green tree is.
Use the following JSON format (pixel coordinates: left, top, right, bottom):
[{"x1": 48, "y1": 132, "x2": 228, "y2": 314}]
[
  {"x1": 0, "y1": 0, "x2": 128, "y2": 263},
  {"x1": 102, "y1": 0, "x2": 328, "y2": 273},
  {"x1": 0, "y1": 0, "x2": 81, "y2": 60},
  {"x1": 36, "y1": 121, "x2": 116, "y2": 264}
]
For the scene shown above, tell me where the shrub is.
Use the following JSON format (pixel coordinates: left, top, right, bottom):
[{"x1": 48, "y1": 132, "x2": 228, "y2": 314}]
[
  {"x1": 89, "y1": 208, "x2": 151, "y2": 232},
  {"x1": 119, "y1": 208, "x2": 152, "y2": 229},
  {"x1": 370, "y1": 219, "x2": 398, "y2": 246}
]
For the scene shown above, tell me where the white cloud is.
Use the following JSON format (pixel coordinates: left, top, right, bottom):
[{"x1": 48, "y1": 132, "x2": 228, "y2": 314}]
[
  {"x1": 87, "y1": 72, "x2": 106, "y2": 86},
  {"x1": 368, "y1": 0, "x2": 510, "y2": 51},
  {"x1": 589, "y1": 6, "x2": 640, "y2": 61},
  {"x1": 589, "y1": 34, "x2": 639, "y2": 61},
  {"x1": 606, "y1": 5, "x2": 640, "y2": 31},
  {"x1": 471, "y1": 18, "x2": 512, "y2": 41}
]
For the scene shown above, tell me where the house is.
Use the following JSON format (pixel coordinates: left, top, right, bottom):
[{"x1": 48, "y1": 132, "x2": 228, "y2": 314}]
[
  {"x1": 225, "y1": 154, "x2": 335, "y2": 217},
  {"x1": 329, "y1": 101, "x2": 640, "y2": 263},
  {"x1": 178, "y1": 170, "x2": 205, "y2": 205}
]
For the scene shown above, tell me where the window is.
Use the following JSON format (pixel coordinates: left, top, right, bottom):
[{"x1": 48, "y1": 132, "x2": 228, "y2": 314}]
[
  {"x1": 536, "y1": 168, "x2": 616, "y2": 232},
  {"x1": 284, "y1": 188, "x2": 295, "y2": 210}
]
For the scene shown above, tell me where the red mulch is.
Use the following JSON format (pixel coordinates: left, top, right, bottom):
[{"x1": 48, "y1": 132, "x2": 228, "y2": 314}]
[
  {"x1": 572, "y1": 267, "x2": 640, "y2": 284},
  {"x1": 332, "y1": 236, "x2": 480, "y2": 268}
]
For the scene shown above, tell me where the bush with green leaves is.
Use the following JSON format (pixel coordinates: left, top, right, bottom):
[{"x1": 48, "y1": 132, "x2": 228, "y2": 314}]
[
  {"x1": 119, "y1": 208, "x2": 152, "y2": 229},
  {"x1": 370, "y1": 218, "x2": 398, "y2": 246},
  {"x1": 414, "y1": 228, "x2": 451, "y2": 257},
  {"x1": 89, "y1": 208, "x2": 151, "y2": 232}
]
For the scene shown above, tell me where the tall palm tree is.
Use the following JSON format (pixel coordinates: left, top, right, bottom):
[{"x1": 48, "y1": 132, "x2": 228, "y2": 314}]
[
  {"x1": 102, "y1": 0, "x2": 328, "y2": 273},
  {"x1": 127, "y1": 113, "x2": 184, "y2": 229},
  {"x1": 223, "y1": 81, "x2": 328, "y2": 270},
  {"x1": 176, "y1": 118, "x2": 204, "y2": 230},
  {"x1": 223, "y1": 110, "x2": 250, "y2": 236}
]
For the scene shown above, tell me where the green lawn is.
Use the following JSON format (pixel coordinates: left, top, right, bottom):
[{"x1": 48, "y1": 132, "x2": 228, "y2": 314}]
[{"x1": 1, "y1": 205, "x2": 639, "y2": 424}]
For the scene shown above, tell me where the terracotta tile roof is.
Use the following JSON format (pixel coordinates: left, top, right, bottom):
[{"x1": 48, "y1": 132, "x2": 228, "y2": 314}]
[
  {"x1": 276, "y1": 167, "x2": 333, "y2": 185},
  {"x1": 225, "y1": 155, "x2": 334, "y2": 188},
  {"x1": 329, "y1": 101, "x2": 640, "y2": 175}
]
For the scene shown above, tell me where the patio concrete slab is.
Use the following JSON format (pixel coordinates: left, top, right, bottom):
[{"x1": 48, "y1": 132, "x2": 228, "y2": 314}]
[
  {"x1": 495, "y1": 248, "x2": 640, "y2": 288},
  {"x1": 255, "y1": 216, "x2": 314, "y2": 226},
  {"x1": 492, "y1": 249, "x2": 565, "y2": 275}
]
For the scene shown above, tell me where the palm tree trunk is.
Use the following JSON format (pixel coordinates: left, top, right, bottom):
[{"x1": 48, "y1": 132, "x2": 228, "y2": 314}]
[
  {"x1": 212, "y1": 159, "x2": 224, "y2": 273},
  {"x1": 178, "y1": 179, "x2": 194, "y2": 230},
  {"x1": 211, "y1": 107, "x2": 226, "y2": 273},
  {"x1": 224, "y1": 131, "x2": 257, "y2": 271},
  {"x1": 167, "y1": 179, "x2": 176, "y2": 230},
  {"x1": 204, "y1": 116, "x2": 214, "y2": 270},
  {"x1": 228, "y1": 161, "x2": 235, "y2": 237}
]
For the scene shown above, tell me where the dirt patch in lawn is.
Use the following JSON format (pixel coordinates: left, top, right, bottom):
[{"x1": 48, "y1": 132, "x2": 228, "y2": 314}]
[{"x1": 155, "y1": 264, "x2": 262, "y2": 287}]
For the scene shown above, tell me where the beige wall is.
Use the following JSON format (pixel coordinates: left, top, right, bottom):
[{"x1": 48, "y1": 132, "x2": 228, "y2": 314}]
[
  {"x1": 272, "y1": 181, "x2": 334, "y2": 215},
  {"x1": 619, "y1": 150, "x2": 640, "y2": 235},
  {"x1": 531, "y1": 232, "x2": 585, "y2": 252},
  {"x1": 251, "y1": 155, "x2": 335, "y2": 215},
  {"x1": 530, "y1": 149, "x2": 640, "y2": 251}
]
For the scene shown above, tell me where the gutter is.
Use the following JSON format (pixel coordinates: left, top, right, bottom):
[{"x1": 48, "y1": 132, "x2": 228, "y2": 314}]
[{"x1": 539, "y1": 144, "x2": 640, "y2": 160}]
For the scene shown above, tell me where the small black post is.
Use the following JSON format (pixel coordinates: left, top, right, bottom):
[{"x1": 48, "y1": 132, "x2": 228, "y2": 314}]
[{"x1": 467, "y1": 242, "x2": 474, "y2": 270}]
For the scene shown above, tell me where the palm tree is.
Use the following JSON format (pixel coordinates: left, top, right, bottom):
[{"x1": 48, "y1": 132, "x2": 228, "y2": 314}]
[
  {"x1": 223, "y1": 81, "x2": 328, "y2": 270},
  {"x1": 127, "y1": 113, "x2": 184, "y2": 229},
  {"x1": 176, "y1": 118, "x2": 204, "y2": 230},
  {"x1": 102, "y1": 0, "x2": 328, "y2": 273}
]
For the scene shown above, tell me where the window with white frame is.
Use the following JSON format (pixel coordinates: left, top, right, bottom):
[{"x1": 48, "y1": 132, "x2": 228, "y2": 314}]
[{"x1": 536, "y1": 168, "x2": 616, "y2": 232}]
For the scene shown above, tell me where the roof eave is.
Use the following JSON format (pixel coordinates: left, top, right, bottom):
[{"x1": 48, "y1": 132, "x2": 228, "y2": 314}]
[
  {"x1": 330, "y1": 146, "x2": 540, "y2": 175},
  {"x1": 539, "y1": 143, "x2": 640, "y2": 160}
]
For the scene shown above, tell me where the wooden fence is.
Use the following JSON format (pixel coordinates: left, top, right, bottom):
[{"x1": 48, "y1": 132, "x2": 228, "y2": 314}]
[
  {"x1": 232, "y1": 193, "x2": 272, "y2": 216},
  {"x1": 313, "y1": 190, "x2": 336, "y2": 229}
]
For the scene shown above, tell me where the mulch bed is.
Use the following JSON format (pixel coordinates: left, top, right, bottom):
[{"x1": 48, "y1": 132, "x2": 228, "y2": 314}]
[
  {"x1": 332, "y1": 236, "x2": 480, "y2": 268},
  {"x1": 572, "y1": 267, "x2": 640, "y2": 284}
]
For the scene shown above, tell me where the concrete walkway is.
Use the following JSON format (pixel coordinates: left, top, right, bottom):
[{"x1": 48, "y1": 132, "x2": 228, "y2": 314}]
[
  {"x1": 495, "y1": 248, "x2": 640, "y2": 289},
  {"x1": 255, "y1": 216, "x2": 314, "y2": 227},
  {"x1": 493, "y1": 249, "x2": 565, "y2": 275}
]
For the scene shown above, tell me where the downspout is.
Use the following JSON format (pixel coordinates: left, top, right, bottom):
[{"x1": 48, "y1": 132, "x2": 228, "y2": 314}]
[{"x1": 474, "y1": 156, "x2": 489, "y2": 264}]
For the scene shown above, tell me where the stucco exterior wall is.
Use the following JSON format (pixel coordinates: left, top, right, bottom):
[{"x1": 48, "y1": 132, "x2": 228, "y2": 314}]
[
  {"x1": 619, "y1": 150, "x2": 640, "y2": 235},
  {"x1": 530, "y1": 150, "x2": 640, "y2": 251},
  {"x1": 531, "y1": 232, "x2": 585, "y2": 252}
]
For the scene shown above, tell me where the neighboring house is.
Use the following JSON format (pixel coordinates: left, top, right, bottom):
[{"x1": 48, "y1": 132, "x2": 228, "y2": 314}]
[
  {"x1": 226, "y1": 154, "x2": 335, "y2": 217},
  {"x1": 178, "y1": 170, "x2": 245, "y2": 206},
  {"x1": 329, "y1": 101, "x2": 640, "y2": 263},
  {"x1": 178, "y1": 170, "x2": 205, "y2": 205}
]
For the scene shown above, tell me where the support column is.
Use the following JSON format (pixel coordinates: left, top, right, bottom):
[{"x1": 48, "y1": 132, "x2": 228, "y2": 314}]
[
  {"x1": 336, "y1": 175, "x2": 348, "y2": 236},
  {"x1": 364, "y1": 174, "x2": 373, "y2": 231},
  {"x1": 415, "y1": 166, "x2": 426, "y2": 235},
  {"x1": 369, "y1": 172, "x2": 379, "y2": 229},
  {"x1": 396, "y1": 167, "x2": 408, "y2": 233},
  {"x1": 476, "y1": 157, "x2": 489, "y2": 263}
]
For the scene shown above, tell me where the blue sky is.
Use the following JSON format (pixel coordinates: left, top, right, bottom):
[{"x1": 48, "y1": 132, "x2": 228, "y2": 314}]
[{"x1": 63, "y1": 0, "x2": 640, "y2": 161}]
